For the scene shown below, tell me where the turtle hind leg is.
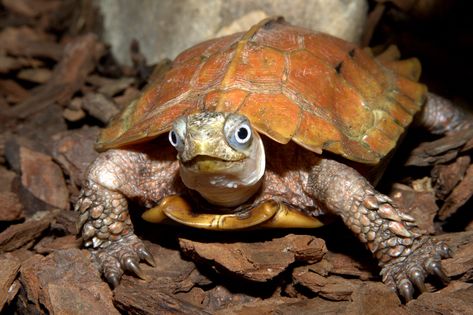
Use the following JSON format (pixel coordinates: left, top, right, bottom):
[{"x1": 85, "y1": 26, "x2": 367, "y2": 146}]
[
  {"x1": 417, "y1": 92, "x2": 473, "y2": 135},
  {"x1": 308, "y1": 158, "x2": 452, "y2": 301},
  {"x1": 75, "y1": 179, "x2": 155, "y2": 287}
]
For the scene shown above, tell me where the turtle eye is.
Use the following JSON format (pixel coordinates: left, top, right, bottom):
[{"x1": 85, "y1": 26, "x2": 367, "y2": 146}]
[
  {"x1": 169, "y1": 117, "x2": 187, "y2": 150},
  {"x1": 168, "y1": 130, "x2": 179, "y2": 147},
  {"x1": 234, "y1": 123, "x2": 252, "y2": 144},
  {"x1": 225, "y1": 117, "x2": 253, "y2": 151}
]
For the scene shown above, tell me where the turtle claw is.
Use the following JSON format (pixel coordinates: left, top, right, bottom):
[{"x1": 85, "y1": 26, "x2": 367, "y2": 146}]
[
  {"x1": 426, "y1": 259, "x2": 450, "y2": 284},
  {"x1": 409, "y1": 268, "x2": 427, "y2": 292},
  {"x1": 380, "y1": 238, "x2": 451, "y2": 302},
  {"x1": 123, "y1": 256, "x2": 145, "y2": 279},
  {"x1": 138, "y1": 247, "x2": 156, "y2": 267},
  {"x1": 106, "y1": 273, "x2": 121, "y2": 289},
  {"x1": 399, "y1": 279, "x2": 414, "y2": 302},
  {"x1": 92, "y1": 233, "x2": 155, "y2": 287}
]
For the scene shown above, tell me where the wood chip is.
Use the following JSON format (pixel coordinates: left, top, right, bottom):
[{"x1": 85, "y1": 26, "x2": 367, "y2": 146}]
[
  {"x1": 406, "y1": 128, "x2": 473, "y2": 166},
  {"x1": 432, "y1": 156, "x2": 471, "y2": 199},
  {"x1": 0, "y1": 256, "x2": 20, "y2": 310},
  {"x1": 20, "y1": 146, "x2": 69, "y2": 209},
  {"x1": 0, "y1": 79, "x2": 30, "y2": 104},
  {"x1": 214, "y1": 296, "x2": 350, "y2": 315},
  {"x1": 0, "y1": 26, "x2": 62, "y2": 60},
  {"x1": 179, "y1": 234, "x2": 326, "y2": 282},
  {"x1": 113, "y1": 241, "x2": 212, "y2": 313},
  {"x1": 81, "y1": 92, "x2": 120, "y2": 123},
  {"x1": 10, "y1": 34, "x2": 103, "y2": 118},
  {"x1": 17, "y1": 68, "x2": 52, "y2": 84},
  {"x1": 390, "y1": 183, "x2": 438, "y2": 233},
  {"x1": 51, "y1": 126, "x2": 100, "y2": 190},
  {"x1": 406, "y1": 286, "x2": 473, "y2": 315},
  {"x1": 18, "y1": 249, "x2": 119, "y2": 314},
  {"x1": 0, "y1": 192, "x2": 24, "y2": 221},
  {"x1": 0, "y1": 211, "x2": 51, "y2": 253},
  {"x1": 0, "y1": 55, "x2": 43, "y2": 73},
  {"x1": 293, "y1": 266, "x2": 364, "y2": 301},
  {"x1": 33, "y1": 235, "x2": 82, "y2": 255},
  {"x1": 0, "y1": 166, "x2": 15, "y2": 192},
  {"x1": 439, "y1": 164, "x2": 473, "y2": 220},
  {"x1": 438, "y1": 230, "x2": 473, "y2": 281},
  {"x1": 344, "y1": 282, "x2": 407, "y2": 315}
]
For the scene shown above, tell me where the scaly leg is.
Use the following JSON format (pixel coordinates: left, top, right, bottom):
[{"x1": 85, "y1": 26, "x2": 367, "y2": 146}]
[
  {"x1": 309, "y1": 159, "x2": 452, "y2": 301},
  {"x1": 416, "y1": 92, "x2": 473, "y2": 134},
  {"x1": 75, "y1": 146, "x2": 179, "y2": 286}
]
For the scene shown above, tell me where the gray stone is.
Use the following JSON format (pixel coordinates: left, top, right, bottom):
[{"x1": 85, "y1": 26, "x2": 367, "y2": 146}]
[{"x1": 96, "y1": 0, "x2": 368, "y2": 65}]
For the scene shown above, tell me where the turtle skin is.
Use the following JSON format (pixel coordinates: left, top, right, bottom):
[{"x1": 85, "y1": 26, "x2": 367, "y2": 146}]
[{"x1": 74, "y1": 18, "x2": 472, "y2": 301}]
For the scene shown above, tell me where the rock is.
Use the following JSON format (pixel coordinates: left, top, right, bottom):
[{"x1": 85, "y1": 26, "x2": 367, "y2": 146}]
[
  {"x1": 0, "y1": 211, "x2": 52, "y2": 253},
  {"x1": 179, "y1": 234, "x2": 326, "y2": 282},
  {"x1": 19, "y1": 146, "x2": 69, "y2": 210},
  {"x1": 97, "y1": 0, "x2": 368, "y2": 65},
  {"x1": 17, "y1": 248, "x2": 119, "y2": 314},
  {"x1": 0, "y1": 192, "x2": 24, "y2": 221},
  {"x1": 0, "y1": 256, "x2": 20, "y2": 311}
]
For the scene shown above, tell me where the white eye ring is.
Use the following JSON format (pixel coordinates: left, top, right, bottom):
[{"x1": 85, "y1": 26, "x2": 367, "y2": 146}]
[
  {"x1": 234, "y1": 123, "x2": 252, "y2": 144},
  {"x1": 168, "y1": 130, "x2": 179, "y2": 147}
]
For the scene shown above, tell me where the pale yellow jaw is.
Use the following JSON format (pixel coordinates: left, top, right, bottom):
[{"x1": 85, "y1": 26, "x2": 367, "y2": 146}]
[{"x1": 179, "y1": 133, "x2": 265, "y2": 207}]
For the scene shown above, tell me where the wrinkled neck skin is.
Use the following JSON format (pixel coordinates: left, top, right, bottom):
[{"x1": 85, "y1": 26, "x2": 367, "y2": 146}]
[{"x1": 179, "y1": 133, "x2": 266, "y2": 207}]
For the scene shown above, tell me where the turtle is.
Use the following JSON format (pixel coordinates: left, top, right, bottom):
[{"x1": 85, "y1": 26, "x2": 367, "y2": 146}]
[{"x1": 75, "y1": 17, "x2": 472, "y2": 301}]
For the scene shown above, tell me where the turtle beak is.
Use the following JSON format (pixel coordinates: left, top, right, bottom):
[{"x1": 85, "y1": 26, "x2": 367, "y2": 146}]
[{"x1": 182, "y1": 155, "x2": 244, "y2": 173}]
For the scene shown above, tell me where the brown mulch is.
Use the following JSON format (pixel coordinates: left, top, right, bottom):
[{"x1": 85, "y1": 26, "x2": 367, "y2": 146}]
[{"x1": 0, "y1": 0, "x2": 472, "y2": 314}]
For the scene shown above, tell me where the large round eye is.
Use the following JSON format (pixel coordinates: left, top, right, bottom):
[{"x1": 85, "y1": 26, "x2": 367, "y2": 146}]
[
  {"x1": 224, "y1": 115, "x2": 253, "y2": 151},
  {"x1": 234, "y1": 123, "x2": 252, "y2": 144},
  {"x1": 168, "y1": 130, "x2": 180, "y2": 147},
  {"x1": 169, "y1": 117, "x2": 186, "y2": 150}
]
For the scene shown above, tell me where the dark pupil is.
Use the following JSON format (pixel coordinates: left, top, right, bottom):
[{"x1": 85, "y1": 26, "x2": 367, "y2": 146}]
[
  {"x1": 170, "y1": 131, "x2": 177, "y2": 144},
  {"x1": 237, "y1": 127, "x2": 248, "y2": 141}
]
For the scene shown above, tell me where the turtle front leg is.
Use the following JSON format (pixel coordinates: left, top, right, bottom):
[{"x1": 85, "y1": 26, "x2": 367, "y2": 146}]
[
  {"x1": 309, "y1": 159, "x2": 452, "y2": 301},
  {"x1": 75, "y1": 148, "x2": 179, "y2": 286}
]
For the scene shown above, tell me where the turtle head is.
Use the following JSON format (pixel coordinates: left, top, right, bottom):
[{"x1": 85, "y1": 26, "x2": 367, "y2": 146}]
[{"x1": 168, "y1": 112, "x2": 265, "y2": 207}]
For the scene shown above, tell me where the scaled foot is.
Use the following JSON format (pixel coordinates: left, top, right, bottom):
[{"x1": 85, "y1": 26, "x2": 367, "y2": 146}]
[
  {"x1": 91, "y1": 233, "x2": 156, "y2": 287},
  {"x1": 75, "y1": 179, "x2": 156, "y2": 287},
  {"x1": 380, "y1": 237, "x2": 452, "y2": 301}
]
